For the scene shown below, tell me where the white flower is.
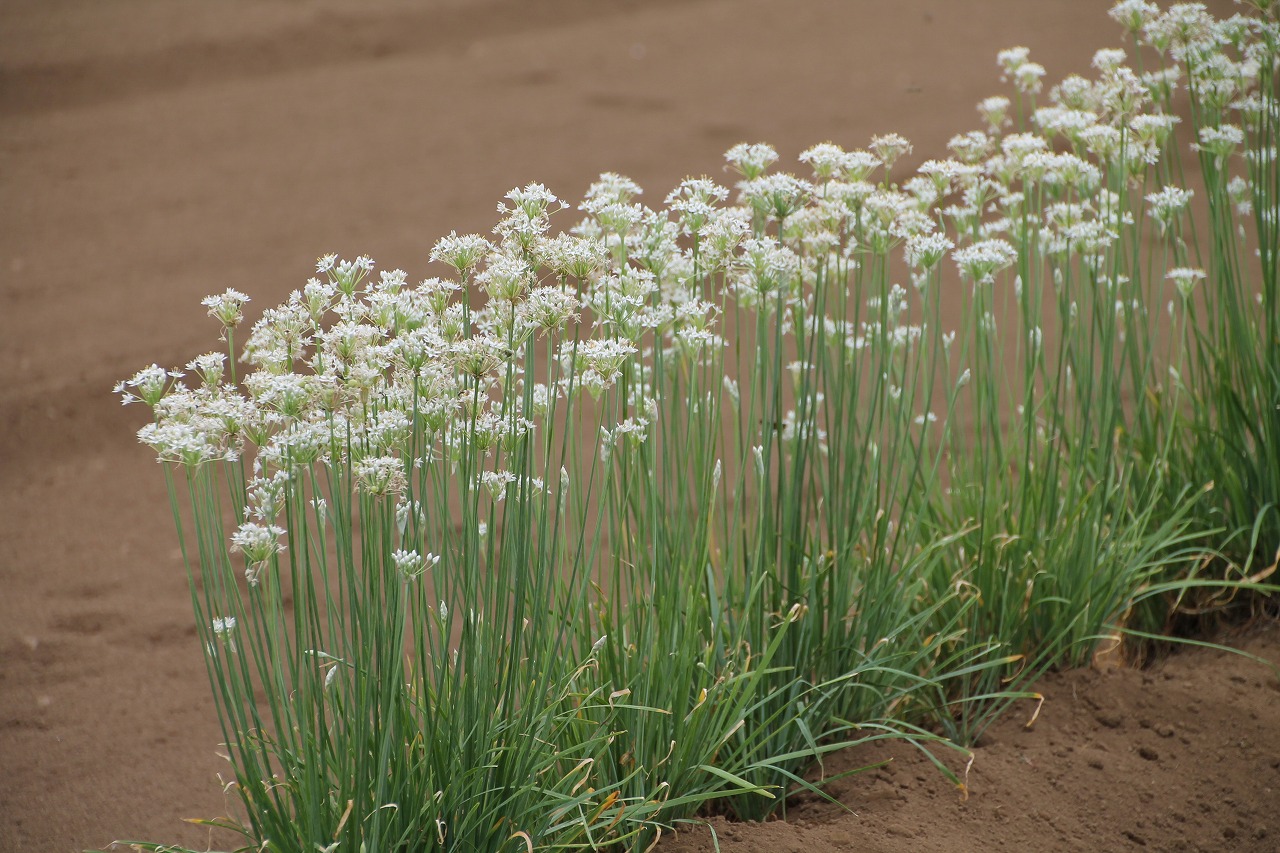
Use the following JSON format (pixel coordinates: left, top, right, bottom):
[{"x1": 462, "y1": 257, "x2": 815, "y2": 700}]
[
  {"x1": 1195, "y1": 125, "x2": 1245, "y2": 159},
  {"x1": 537, "y1": 233, "x2": 607, "y2": 281},
  {"x1": 997, "y1": 46, "x2": 1031, "y2": 76},
  {"x1": 115, "y1": 364, "x2": 180, "y2": 407},
  {"x1": 355, "y1": 455, "x2": 406, "y2": 495},
  {"x1": 869, "y1": 133, "x2": 913, "y2": 172},
  {"x1": 664, "y1": 177, "x2": 728, "y2": 236},
  {"x1": 841, "y1": 150, "x2": 882, "y2": 181},
  {"x1": 1109, "y1": 0, "x2": 1158, "y2": 35},
  {"x1": 953, "y1": 239, "x2": 1018, "y2": 282},
  {"x1": 480, "y1": 470, "x2": 543, "y2": 501},
  {"x1": 1080, "y1": 125, "x2": 1123, "y2": 161},
  {"x1": 376, "y1": 269, "x2": 408, "y2": 293},
  {"x1": 474, "y1": 251, "x2": 532, "y2": 302},
  {"x1": 186, "y1": 353, "x2": 226, "y2": 388},
  {"x1": 1227, "y1": 176, "x2": 1252, "y2": 216},
  {"x1": 494, "y1": 186, "x2": 563, "y2": 250},
  {"x1": 601, "y1": 417, "x2": 650, "y2": 455},
  {"x1": 1143, "y1": 4, "x2": 1215, "y2": 56},
  {"x1": 243, "y1": 371, "x2": 312, "y2": 419},
  {"x1": 576, "y1": 338, "x2": 637, "y2": 381},
  {"x1": 724, "y1": 142, "x2": 778, "y2": 179},
  {"x1": 258, "y1": 418, "x2": 328, "y2": 469},
  {"x1": 582, "y1": 172, "x2": 644, "y2": 210},
  {"x1": 1129, "y1": 113, "x2": 1179, "y2": 146},
  {"x1": 1014, "y1": 62, "x2": 1046, "y2": 95},
  {"x1": 1146, "y1": 185, "x2": 1194, "y2": 232},
  {"x1": 1001, "y1": 132, "x2": 1049, "y2": 163},
  {"x1": 1146, "y1": 185, "x2": 1194, "y2": 216},
  {"x1": 738, "y1": 173, "x2": 813, "y2": 221},
  {"x1": 246, "y1": 471, "x2": 290, "y2": 522},
  {"x1": 430, "y1": 233, "x2": 488, "y2": 272},
  {"x1": 905, "y1": 232, "x2": 954, "y2": 270},
  {"x1": 1092, "y1": 48, "x2": 1128, "y2": 71},
  {"x1": 799, "y1": 142, "x2": 853, "y2": 180},
  {"x1": 137, "y1": 421, "x2": 237, "y2": 467},
  {"x1": 482, "y1": 470, "x2": 517, "y2": 500},
  {"x1": 780, "y1": 407, "x2": 826, "y2": 445},
  {"x1": 210, "y1": 616, "x2": 237, "y2": 654},
  {"x1": 518, "y1": 286, "x2": 579, "y2": 336},
  {"x1": 230, "y1": 521, "x2": 286, "y2": 585},
  {"x1": 503, "y1": 183, "x2": 561, "y2": 219},
  {"x1": 392, "y1": 549, "x2": 439, "y2": 581},
  {"x1": 449, "y1": 335, "x2": 504, "y2": 379},
  {"x1": 723, "y1": 376, "x2": 741, "y2": 404},
  {"x1": 201, "y1": 288, "x2": 250, "y2": 330},
  {"x1": 738, "y1": 237, "x2": 801, "y2": 295},
  {"x1": 1166, "y1": 267, "x2": 1206, "y2": 300},
  {"x1": 917, "y1": 158, "x2": 978, "y2": 195},
  {"x1": 948, "y1": 130, "x2": 992, "y2": 164}
]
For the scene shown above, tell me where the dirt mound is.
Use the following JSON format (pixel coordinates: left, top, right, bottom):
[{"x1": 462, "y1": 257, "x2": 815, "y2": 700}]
[{"x1": 660, "y1": 621, "x2": 1280, "y2": 853}]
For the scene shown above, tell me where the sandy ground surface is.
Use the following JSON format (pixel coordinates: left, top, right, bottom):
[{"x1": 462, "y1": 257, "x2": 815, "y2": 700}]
[
  {"x1": 661, "y1": 621, "x2": 1280, "y2": 853},
  {"x1": 2, "y1": 1, "x2": 1273, "y2": 851}
]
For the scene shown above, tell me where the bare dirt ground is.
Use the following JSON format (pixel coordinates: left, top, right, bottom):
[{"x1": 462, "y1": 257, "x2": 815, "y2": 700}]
[
  {"x1": 660, "y1": 621, "x2": 1280, "y2": 853},
  {"x1": 1, "y1": 1, "x2": 1273, "y2": 851}
]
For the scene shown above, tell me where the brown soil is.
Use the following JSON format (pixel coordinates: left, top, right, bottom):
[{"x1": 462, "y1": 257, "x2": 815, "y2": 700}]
[
  {"x1": 659, "y1": 621, "x2": 1280, "y2": 853},
  {"x1": 1, "y1": 1, "x2": 1272, "y2": 851}
]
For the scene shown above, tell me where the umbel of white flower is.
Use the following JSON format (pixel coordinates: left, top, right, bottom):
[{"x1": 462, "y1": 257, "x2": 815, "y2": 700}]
[{"x1": 230, "y1": 522, "x2": 285, "y2": 585}]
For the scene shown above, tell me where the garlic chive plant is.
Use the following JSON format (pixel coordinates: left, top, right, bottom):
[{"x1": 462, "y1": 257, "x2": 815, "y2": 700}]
[
  {"x1": 118, "y1": 1, "x2": 1278, "y2": 850},
  {"x1": 1123, "y1": 0, "x2": 1280, "y2": 585}
]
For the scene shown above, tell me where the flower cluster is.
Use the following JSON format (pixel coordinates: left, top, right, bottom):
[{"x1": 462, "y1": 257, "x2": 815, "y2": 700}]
[{"x1": 122, "y1": 0, "x2": 1278, "y2": 603}]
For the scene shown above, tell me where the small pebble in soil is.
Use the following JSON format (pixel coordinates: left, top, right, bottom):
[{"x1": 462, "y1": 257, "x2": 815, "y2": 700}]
[{"x1": 1138, "y1": 746, "x2": 1159, "y2": 761}]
